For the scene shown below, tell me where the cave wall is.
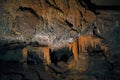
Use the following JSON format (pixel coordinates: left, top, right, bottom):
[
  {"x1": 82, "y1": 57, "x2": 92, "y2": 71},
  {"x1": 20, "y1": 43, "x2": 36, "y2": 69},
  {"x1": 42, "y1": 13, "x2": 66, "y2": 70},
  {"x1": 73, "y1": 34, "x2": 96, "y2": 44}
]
[
  {"x1": 0, "y1": 0, "x2": 120, "y2": 80},
  {"x1": 91, "y1": 0, "x2": 120, "y2": 5}
]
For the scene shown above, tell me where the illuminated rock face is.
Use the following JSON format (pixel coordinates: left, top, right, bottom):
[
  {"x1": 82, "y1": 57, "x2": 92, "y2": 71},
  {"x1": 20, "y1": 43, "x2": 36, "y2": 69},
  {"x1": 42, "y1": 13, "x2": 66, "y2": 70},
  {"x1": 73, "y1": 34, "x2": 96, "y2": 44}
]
[{"x1": 0, "y1": 0, "x2": 95, "y2": 49}]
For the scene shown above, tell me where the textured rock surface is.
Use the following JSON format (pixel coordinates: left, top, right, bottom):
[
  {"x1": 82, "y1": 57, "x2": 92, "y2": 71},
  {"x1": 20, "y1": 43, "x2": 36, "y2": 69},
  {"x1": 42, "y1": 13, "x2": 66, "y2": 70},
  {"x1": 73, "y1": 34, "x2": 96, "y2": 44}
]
[
  {"x1": 0, "y1": 0, "x2": 95, "y2": 49},
  {"x1": 95, "y1": 10, "x2": 120, "y2": 80},
  {"x1": 0, "y1": 0, "x2": 120, "y2": 80}
]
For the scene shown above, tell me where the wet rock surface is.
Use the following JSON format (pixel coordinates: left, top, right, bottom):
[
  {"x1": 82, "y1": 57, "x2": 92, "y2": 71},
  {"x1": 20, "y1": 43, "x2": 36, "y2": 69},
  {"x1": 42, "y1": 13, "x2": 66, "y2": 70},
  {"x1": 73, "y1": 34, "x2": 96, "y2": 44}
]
[{"x1": 0, "y1": 0, "x2": 120, "y2": 80}]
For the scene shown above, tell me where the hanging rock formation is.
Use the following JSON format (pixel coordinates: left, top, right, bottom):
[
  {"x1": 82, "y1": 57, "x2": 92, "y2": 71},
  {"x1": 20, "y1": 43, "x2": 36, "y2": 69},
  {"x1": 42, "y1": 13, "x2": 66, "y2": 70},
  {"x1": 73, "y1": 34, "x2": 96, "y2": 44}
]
[{"x1": 0, "y1": 0, "x2": 120, "y2": 80}]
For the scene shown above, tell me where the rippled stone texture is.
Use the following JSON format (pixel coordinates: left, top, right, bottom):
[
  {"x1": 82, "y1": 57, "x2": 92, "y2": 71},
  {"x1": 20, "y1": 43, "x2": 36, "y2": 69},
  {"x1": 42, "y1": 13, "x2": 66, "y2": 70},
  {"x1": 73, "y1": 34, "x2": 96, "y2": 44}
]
[{"x1": 0, "y1": 0, "x2": 95, "y2": 49}]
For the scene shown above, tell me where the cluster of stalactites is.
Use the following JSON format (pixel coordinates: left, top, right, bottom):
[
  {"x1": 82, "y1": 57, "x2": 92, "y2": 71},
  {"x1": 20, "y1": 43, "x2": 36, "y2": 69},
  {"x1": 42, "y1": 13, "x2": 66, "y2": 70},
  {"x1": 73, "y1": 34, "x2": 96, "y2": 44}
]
[{"x1": 77, "y1": 35, "x2": 108, "y2": 53}]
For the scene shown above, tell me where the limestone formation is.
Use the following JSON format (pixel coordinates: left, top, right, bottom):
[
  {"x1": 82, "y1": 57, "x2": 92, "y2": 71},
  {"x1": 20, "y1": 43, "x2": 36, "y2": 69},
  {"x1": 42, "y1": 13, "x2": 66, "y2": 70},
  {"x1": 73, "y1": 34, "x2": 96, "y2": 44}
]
[{"x1": 0, "y1": 0, "x2": 96, "y2": 49}]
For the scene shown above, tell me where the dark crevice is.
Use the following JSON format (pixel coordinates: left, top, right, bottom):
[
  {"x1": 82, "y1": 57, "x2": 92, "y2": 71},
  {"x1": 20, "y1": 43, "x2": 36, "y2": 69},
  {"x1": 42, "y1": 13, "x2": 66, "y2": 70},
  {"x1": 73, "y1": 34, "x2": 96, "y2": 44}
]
[
  {"x1": 3, "y1": 42, "x2": 26, "y2": 50},
  {"x1": 78, "y1": 0, "x2": 98, "y2": 14},
  {"x1": 78, "y1": 0, "x2": 120, "y2": 15},
  {"x1": 95, "y1": 5, "x2": 120, "y2": 11},
  {"x1": 17, "y1": 6, "x2": 40, "y2": 19},
  {"x1": 78, "y1": 9, "x2": 83, "y2": 17},
  {"x1": 27, "y1": 42, "x2": 48, "y2": 47},
  {"x1": 65, "y1": 20, "x2": 73, "y2": 28},
  {"x1": 2, "y1": 41, "x2": 49, "y2": 50},
  {"x1": 65, "y1": 20, "x2": 79, "y2": 33},
  {"x1": 78, "y1": 0, "x2": 87, "y2": 9},
  {"x1": 45, "y1": 0, "x2": 63, "y2": 13},
  {"x1": 53, "y1": 0, "x2": 57, "y2": 7},
  {"x1": 65, "y1": 0, "x2": 70, "y2": 9},
  {"x1": 71, "y1": 28, "x2": 79, "y2": 33},
  {"x1": 93, "y1": 26, "x2": 105, "y2": 40},
  {"x1": 77, "y1": 8, "x2": 87, "y2": 23},
  {"x1": 83, "y1": 18, "x2": 87, "y2": 23}
]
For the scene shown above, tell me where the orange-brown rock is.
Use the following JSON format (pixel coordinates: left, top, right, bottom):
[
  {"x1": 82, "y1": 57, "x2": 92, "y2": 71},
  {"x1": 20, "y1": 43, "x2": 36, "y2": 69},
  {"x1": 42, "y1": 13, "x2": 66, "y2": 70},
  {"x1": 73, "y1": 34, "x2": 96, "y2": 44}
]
[{"x1": 0, "y1": 0, "x2": 96, "y2": 49}]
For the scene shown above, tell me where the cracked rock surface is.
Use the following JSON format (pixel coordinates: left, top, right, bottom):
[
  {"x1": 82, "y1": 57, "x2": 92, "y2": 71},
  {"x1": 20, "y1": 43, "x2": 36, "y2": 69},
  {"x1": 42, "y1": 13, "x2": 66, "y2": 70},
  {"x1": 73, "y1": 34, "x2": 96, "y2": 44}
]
[
  {"x1": 0, "y1": 0, "x2": 120, "y2": 80},
  {"x1": 0, "y1": 0, "x2": 95, "y2": 49}
]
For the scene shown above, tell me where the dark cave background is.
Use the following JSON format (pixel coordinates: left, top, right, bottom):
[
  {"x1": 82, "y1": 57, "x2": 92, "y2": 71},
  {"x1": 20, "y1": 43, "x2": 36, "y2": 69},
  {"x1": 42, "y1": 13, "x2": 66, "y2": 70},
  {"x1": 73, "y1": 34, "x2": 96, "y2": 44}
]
[{"x1": 0, "y1": 0, "x2": 120, "y2": 80}]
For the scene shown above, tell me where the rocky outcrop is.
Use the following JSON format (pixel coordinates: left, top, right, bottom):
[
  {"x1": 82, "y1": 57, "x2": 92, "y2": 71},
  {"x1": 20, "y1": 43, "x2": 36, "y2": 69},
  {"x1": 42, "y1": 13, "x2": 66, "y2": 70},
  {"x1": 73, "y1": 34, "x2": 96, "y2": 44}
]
[
  {"x1": 0, "y1": 0, "x2": 120, "y2": 80},
  {"x1": 0, "y1": 0, "x2": 95, "y2": 49}
]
